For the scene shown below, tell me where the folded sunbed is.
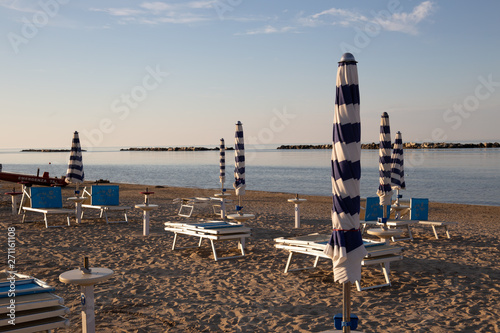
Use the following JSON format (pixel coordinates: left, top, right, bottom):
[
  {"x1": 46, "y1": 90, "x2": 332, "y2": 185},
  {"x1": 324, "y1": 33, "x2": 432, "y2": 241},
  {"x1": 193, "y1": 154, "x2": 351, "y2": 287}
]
[{"x1": 274, "y1": 233, "x2": 404, "y2": 291}]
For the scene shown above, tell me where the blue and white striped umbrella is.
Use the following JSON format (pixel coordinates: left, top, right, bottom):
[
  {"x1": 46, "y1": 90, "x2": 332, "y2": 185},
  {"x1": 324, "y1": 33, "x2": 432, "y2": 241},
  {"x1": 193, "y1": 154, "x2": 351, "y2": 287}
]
[
  {"x1": 233, "y1": 121, "x2": 246, "y2": 197},
  {"x1": 376, "y1": 112, "x2": 393, "y2": 209},
  {"x1": 65, "y1": 131, "x2": 84, "y2": 187},
  {"x1": 324, "y1": 53, "x2": 367, "y2": 284},
  {"x1": 391, "y1": 131, "x2": 406, "y2": 194},
  {"x1": 219, "y1": 138, "x2": 226, "y2": 189}
]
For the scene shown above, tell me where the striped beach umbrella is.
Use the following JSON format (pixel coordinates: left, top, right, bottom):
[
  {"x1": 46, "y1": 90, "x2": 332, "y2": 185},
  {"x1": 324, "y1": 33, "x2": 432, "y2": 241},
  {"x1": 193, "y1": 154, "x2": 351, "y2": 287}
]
[
  {"x1": 219, "y1": 138, "x2": 226, "y2": 190},
  {"x1": 65, "y1": 131, "x2": 84, "y2": 192},
  {"x1": 391, "y1": 131, "x2": 406, "y2": 205},
  {"x1": 233, "y1": 121, "x2": 246, "y2": 207},
  {"x1": 376, "y1": 112, "x2": 393, "y2": 219},
  {"x1": 324, "y1": 53, "x2": 367, "y2": 332}
]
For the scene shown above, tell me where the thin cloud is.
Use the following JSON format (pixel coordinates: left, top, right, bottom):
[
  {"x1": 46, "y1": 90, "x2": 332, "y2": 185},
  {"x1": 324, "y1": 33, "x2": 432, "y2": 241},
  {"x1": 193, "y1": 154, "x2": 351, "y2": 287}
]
[
  {"x1": 301, "y1": 1, "x2": 435, "y2": 35},
  {"x1": 139, "y1": 2, "x2": 174, "y2": 13},
  {"x1": 90, "y1": 1, "x2": 215, "y2": 25},
  {"x1": 187, "y1": 1, "x2": 218, "y2": 9},
  {"x1": 90, "y1": 7, "x2": 145, "y2": 17},
  {"x1": 236, "y1": 25, "x2": 296, "y2": 36},
  {"x1": 0, "y1": 0, "x2": 46, "y2": 13}
]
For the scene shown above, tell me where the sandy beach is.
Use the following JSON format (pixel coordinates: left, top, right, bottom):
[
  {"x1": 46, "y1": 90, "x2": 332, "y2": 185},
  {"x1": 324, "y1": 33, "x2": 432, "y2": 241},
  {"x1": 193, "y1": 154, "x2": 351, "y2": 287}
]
[{"x1": 1, "y1": 182, "x2": 499, "y2": 332}]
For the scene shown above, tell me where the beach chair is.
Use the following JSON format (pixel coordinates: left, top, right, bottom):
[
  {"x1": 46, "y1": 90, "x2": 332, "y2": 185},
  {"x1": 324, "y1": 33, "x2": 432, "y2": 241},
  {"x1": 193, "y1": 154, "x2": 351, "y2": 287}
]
[
  {"x1": 274, "y1": 233, "x2": 404, "y2": 291},
  {"x1": 164, "y1": 220, "x2": 251, "y2": 261},
  {"x1": 173, "y1": 197, "x2": 222, "y2": 217},
  {"x1": 0, "y1": 271, "x2": 70, "y2": 331},
  {"x1": 411, "y1": 198, "x2": 458, "y2": 239},
  {"x1": 81, "y1": 185, "x2": 130, "y2": 223},
  {"x1": 362, "y1": 197, "x2": 417, "y2": 241},
  {"x1": 360, "y1": 197, "x2": 391, "y2": 234},
  {"x1": 20, "y1": 186, "x2": 73, "y2": 228}
]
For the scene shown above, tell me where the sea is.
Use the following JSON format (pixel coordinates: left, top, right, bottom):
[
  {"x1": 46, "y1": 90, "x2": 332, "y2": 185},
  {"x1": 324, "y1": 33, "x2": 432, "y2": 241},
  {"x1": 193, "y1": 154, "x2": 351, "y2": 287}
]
[{"x1": 1, "y1": 146, "x2": 499, "y2": 206}]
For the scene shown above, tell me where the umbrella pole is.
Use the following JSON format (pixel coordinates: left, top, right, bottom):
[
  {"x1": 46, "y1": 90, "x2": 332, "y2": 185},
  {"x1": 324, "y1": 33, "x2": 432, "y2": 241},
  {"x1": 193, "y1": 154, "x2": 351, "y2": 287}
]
[
  {"x1": 382, "y1": 204, "x2": 388, "y2": 229},
  {"x1": 342, "y1": 282, "x2": 351, "y2": 333}
]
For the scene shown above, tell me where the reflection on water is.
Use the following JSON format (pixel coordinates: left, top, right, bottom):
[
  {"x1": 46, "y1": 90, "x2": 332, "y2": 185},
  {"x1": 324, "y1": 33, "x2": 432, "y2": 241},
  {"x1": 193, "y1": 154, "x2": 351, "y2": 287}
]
[{"x1": 1, "y1": 148, "x2": 499, "y2": 206}]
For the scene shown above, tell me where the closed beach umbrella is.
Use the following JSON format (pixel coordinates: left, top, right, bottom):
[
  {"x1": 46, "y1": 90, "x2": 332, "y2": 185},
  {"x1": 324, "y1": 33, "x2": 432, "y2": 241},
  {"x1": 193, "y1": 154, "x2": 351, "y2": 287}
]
[
  {"x1": 391, "y1": 131, "x2": 406, "y2": 205},
  {"x1": 219, "y1": 138, "x2": 226, "y2": 190},
  {"x1": 233, "y1": 121, "x2": 246, "y2": 208},
  {"x1": 65, "y1": 131, "x2": 84, "y2": 193},
  {"x1": 376, "y1": 112, "x2": 393, "y2": 219},
  {"x1": 324, "y1": 53, "x2": 367, "y2": 333}
]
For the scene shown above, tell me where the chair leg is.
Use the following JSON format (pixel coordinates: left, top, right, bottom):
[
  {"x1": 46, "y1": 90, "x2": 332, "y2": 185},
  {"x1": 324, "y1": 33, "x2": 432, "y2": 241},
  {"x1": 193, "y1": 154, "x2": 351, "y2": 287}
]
[
  {"x1": 284, "y1": 252, "x2": 294, "y2": 273},
  {"x1": 44, "y1": 214, "x2": 49, "y2": 229},
  {"x1": 313, "y1": 255, "x2": 320, "y2": 268},
  {"x1": 172, "y1": 233, "x2": 179, "y2": 250},
  {"x1": 445, "y1": 226, "x2": 451, "y2": 239},
  {"x1": 210, "y1": 239, "x2": 219, "y2": 261},
  {"x1": 381, "y1": 262, "x2": 391, "y2": 286},
  {"x1": 407, "y1": 225, "x2": 413, "y2": 241},
  {"x1": 431, "y1": 225, "x2": 439, "y2": 239},
  {"x1": 239, "y1": 239, "x2": 246, "y2": 257}
]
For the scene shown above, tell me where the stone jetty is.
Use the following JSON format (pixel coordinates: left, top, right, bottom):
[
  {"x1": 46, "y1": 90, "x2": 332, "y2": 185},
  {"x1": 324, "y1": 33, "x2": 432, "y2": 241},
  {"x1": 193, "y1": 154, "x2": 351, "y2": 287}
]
[
  {"x1": 277, "y1": 142, "x2": 500, "y2": 150},
  {"x1": 21, "y1": 149, "x2": 86, "y2": 152},
  {"x1": 120, "y1": 147, "x2": 233, "y2": 151}
]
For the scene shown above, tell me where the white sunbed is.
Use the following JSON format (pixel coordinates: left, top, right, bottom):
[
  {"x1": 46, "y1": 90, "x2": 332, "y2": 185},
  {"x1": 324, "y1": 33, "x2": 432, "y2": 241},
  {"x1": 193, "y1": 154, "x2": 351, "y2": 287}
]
[
  {"x1": 20, "y1": 186, "x2": 73, "y2": 228},
  {"x1": 361, "y1": 197, "x2": 418, "y2": 241},
  {"x1": 81, "y1": 185, "x2": 130, "y2": 223},
  {"x1": 164, "y1": 220, "x2": 251, "y2": 261},
  {"x1": 274, "y1": 233, "x2": 404, "y2": 291},
  {"x1": 172, "y1": 197, "x2": 226, "y2": 217},
  {"x1": 410, "y1": 198, "x2": 458, "y2": 239},
  {"x1": 0, "y1": 271, "x2": 70, "y2": 332}
]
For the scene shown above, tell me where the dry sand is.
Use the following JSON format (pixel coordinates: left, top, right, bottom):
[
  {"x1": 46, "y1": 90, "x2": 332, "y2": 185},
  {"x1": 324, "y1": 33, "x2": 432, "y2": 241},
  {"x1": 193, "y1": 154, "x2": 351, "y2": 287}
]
[{"x1": 1, "y1": 182, "x2": 499, "y2": 332}]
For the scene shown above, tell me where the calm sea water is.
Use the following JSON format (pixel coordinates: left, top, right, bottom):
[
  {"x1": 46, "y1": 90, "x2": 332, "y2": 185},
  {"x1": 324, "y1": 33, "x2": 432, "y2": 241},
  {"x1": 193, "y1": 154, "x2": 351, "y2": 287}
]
[{"x1": 1, "y1": 147, "x2": 499, "y2": 206}]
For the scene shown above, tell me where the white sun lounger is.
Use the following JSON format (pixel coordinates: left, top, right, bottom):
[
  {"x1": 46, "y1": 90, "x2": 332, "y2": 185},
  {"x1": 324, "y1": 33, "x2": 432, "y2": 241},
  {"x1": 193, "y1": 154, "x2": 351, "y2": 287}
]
[
  {"x1": 410, "y1": 198, "x2": 458, "y2": 239},
  {"x1": 164, "y1": 220, "x2": 251, "y2": 261},
  {"x1": 173, "y1": 197, "x2": 222, "y2": 217},
  {"x1": 81, "y1": 185, "x2": 130, "y2": 223},
  {"x1": 20, "y1": 186, "x2": 73, "y2": 228},
  {"x1": 0, "y1": 271, "x2": 70, "y2": 332},
  {"x1": 274, "y1": 233, "x2": 404, "y2": 291}
]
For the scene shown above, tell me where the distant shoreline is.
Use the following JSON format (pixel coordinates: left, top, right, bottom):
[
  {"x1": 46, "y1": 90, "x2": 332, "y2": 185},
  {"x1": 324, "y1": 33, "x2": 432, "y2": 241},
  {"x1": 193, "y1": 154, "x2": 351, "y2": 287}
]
[
  {"x1": 20, "y1": 149, "x2": 87, "y2": 152},
  {"x1": 120, "y1": 147, "x2": 234, "y2": 152},
  {"x1": 277, "y1": 142, "x2": 500, "y2": 150}
]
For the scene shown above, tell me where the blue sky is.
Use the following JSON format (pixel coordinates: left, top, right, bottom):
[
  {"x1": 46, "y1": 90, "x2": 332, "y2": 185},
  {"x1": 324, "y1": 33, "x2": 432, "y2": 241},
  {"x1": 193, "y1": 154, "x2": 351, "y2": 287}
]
[{"x1": 1, "y1": 0, "x2": 499, "y2": 149}]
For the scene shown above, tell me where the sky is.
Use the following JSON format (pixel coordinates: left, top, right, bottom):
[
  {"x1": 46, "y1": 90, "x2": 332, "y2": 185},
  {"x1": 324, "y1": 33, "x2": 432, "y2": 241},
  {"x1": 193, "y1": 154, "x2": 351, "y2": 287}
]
[{"x1": 1, "y1": 0, "x2": 499, "y2": 149}]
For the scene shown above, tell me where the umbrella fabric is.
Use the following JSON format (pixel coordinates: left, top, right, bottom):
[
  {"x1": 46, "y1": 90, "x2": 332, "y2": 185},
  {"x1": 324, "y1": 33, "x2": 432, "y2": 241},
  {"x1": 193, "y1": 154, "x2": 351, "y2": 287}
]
[
  {"x1": 233, "y1": 121, "x2": 246, "y2": 196},
  {"x1": 376, "y1": 112, "x2": 393, "y2": 206},
  {"x1": 324, "y1": 53, "x2": 367, "y2": 284},
  {"x1": 391, "y1": 131, "x2": 406, "y2": 191},
  {"x1": 219, "y1": 138, "x2": 226, "y2": 185},
  {"x1": 65, "y1": 131, "x2": 84, "y2": 184}
]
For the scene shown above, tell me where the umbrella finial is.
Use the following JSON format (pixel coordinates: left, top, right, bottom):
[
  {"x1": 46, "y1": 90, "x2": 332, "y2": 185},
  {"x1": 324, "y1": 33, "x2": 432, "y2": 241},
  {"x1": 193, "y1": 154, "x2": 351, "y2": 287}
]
[{"x1": 339, "y1": 53, "x2": 357, "y2": 63}]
